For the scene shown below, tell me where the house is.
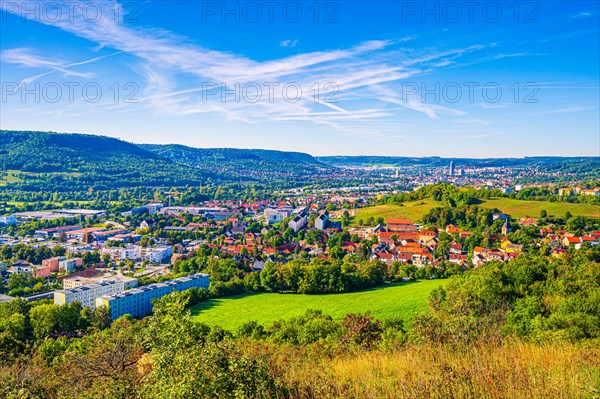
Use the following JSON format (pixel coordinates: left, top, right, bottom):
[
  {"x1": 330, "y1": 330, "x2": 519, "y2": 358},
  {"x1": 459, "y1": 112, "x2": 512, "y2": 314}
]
[
  {"x1": 581, "y1": 235, "x2": 599, "y2": 245},
  {"x1": 449, "y1": 242, "x2": 463, "y2": 255},
  {"x1": 519, "y1": 218, "x2": 538, "y2": 226},
  {"x1": 448, "y1": 253, "x2": 467, "y2": 266},
  {"x1": 100, "y1": 246, "x2": 142, "y2": 262},
  {"x1": 562, "y1": 236, "x2": 582, "y2": 248},
  {"x1": 34, "y1": 225, "x2": 81, "y2": 238},
  {"x1": 581, "y1": 189, "x2": 600, "y2": 197},
  {"x1": 419, "y1": 230, "x2": 437, "y2": 243},
  {"x1": 446, "y1": 224, "x2": 460, "y2": 234},
  {"x1": 251, "y1": 260, "x2": 266, "y2": 271},
  {"x1": 412, "y1": 252, "x2": 432, "y2": 268},
  {"x1": 558, "y1": 188, "x2": 572, "y2": 196},
  {"x1": 505, "y1": 243, "x2": 523, "y2": 254},
  {"x1": 387, "y1": 219, "x2": 416, "y2": 232}
]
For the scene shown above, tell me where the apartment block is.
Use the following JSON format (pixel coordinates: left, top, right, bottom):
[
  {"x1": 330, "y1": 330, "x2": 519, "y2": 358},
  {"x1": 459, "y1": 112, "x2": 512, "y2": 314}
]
[
  {"x1": 63, "y1": 275, "x2": 138, "y2": 290},
  {"x1": 264, "y1": 207, "x2": 292, "y2": 224},
  {"x1": 143, "y1": 246, "x2": 173, "y2": 264},
  {"x1": 42, "y1": 256, "x2": 65, "y2": 272},
  {"x1": 96, "y1": 273, "x2": 209, "y2": 320},
  {"x1": 59, "y1": 258, "x2": 80, "y2": 274},
  {"x1": 54, "y1": 281, "x2": 125, "y2": 309}
]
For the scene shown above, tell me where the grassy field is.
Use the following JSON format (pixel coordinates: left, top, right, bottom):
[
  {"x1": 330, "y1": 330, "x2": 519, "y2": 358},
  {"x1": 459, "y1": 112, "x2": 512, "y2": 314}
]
[
  {"x1": 279, "y1": 341, "x2": 600, "y2": 399},
  {"x1": 352, "y1": 197, "x2": 599, "y2": 224},
  {"x1": 191, "y1": 279, "x2": 445, "y2": 330},
  {"x1": 351, "y1": 199, "x2": 438, "y2": 225},
  {"x1": 0, "y1": 171, "x2": 23, "y2": 186},
  {"x1": 0, "y1": 170, "x2": 83, "y2": 187},
  {"x1": 482, "y1": 197, "x2": 599, "y2": 219}
]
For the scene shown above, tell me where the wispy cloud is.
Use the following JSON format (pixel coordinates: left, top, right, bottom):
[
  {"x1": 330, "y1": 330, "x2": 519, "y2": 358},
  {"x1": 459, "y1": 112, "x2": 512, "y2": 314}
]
[
  {"x1": 1, "y1": 47, "x2": 123, "y2": 89},
  {"x1": 1, "y1": 0, "x2": 487, "y2": 131},
  {"x1": 279, "y1": 39, "x2": 298, "y2": 48},
  {"x1": 541, "y1": 106, "x2": 598, "y2": 115}
]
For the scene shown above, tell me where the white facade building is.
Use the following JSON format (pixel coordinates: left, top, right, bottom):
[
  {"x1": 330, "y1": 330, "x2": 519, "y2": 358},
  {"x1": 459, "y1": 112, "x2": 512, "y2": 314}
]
[{"x1": 54, "y1": 281, "x2": 125, "y2": 309}]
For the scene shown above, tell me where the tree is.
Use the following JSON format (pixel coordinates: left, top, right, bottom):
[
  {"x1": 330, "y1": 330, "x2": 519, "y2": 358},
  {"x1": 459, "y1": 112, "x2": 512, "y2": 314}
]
[
  {"x1": 30, "y1": 303, "x2": 60, "y2": 340},
  {"x1": 260, "y1": 262, "x2": 279, "y2": 292}
]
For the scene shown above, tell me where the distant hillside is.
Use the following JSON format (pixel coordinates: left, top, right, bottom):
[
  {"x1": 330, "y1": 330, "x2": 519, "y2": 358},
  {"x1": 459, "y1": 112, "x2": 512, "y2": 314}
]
[
  {"x1": 0, "y1": 131, "x2": 219, "y2": 191},
  {"x1": 0, "y1": 131, "x2": 335, "y2": 192},
  {"x1": 140, "y1": 144, "x2": 332, "y2": 183}
]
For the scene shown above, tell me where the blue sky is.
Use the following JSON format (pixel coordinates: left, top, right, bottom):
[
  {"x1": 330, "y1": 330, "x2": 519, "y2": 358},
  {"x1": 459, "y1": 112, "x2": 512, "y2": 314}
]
[{"x1": 1, "y1": 0, "x2": 599, "y2": 156}]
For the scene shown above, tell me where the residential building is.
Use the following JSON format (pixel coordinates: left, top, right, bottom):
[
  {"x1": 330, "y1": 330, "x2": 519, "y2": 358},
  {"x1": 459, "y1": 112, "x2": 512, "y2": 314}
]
[
  {"x1": 42, "y1": 256, "x2": 65, "y2": 272},
  {"x1": 132, "y1": 203, "x2": 163, "y2": 215},
  {"x1": 264, "y1": 207, "x2": 292, "y2": 224},
  {"x1": 63, "y1": 275, "x2": 138, "y2": 290},
  {"x1": 387, "y1": 219, "x2": 416, "y2": 232},
  {"x1": 100, "y1": 246, "x2": 142, "y2": 261},
  {"x1": 582, "y1": 189, "x2": 600, "y2": 197},
  {"x1": 59, "y1": 258, "x2": 82, "y2": 274},
  {"x1": 288, "y1": 208, "x2": 308, "y2": 233},
  {"x1": 143, "y1": 246, "x2": 173, "y2": 264},
  {"x1": 96, "y1": 273, "x2": 209, "y2": 319},
  {"x1": 34, "y1": 265, "x2": 52, "y2": 278},
  {"x1": 315, "y1": 212, "x2": 330, "y2": 230},
  {"x1": 0, "y1": 215, "x2": 17, "y2": 226},
  {"x1": 54, "y1": 281, "x2": 125, "y2": 309}
]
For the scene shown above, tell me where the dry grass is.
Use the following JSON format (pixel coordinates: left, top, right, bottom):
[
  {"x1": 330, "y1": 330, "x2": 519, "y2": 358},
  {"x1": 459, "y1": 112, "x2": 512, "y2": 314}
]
[{"x1": 270, "y1": 341, "x2": 600, "y2": 399}]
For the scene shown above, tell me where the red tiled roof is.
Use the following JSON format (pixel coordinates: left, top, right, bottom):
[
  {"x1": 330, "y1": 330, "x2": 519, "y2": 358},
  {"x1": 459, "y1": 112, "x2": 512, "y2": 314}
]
[{"x1": 387, "y1": 219, "x2": 413, "y2": 225}]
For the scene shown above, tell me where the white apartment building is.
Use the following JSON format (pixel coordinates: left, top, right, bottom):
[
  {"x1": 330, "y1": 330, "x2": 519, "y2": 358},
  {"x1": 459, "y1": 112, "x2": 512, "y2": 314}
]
[
  {"x1": 63, "y1": 275, "x2": 138, "y2": 290},
  {"x1": 143, "y1": 246, "x2": 172, "y2": 264},
  {"x1": 100, "y1": 246, "x2": 142, "y2": 262},
  {"x1": 54, "y1": 281, "x2": 125, "y2": 309},
  {"x1": 264, "y1": 207, "x2": 293, "y2": 224}
]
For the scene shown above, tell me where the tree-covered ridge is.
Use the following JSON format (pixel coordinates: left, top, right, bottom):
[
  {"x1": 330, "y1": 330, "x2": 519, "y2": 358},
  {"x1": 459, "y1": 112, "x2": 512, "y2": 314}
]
[
  {"x1": 0, "y1": 131, "x2": 346, "y2": 192},
  {"x1": 140, "y1": 144, "x2": 321, "y2": 165},
  {"x1": 0, "y1": 130, "x2": 222, "y2": 191},
  {"x1": 0, "y1": 131, "x2": 160, "y2": 172},
  {"x1": 139, "y1": 143, "x2": 335, "y2": 184}
]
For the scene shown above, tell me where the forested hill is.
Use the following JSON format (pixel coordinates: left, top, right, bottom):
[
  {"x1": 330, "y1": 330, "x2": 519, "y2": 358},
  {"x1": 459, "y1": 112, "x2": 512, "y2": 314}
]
[
  {"x1": 1, "y1": 131, "x2": 161, "y2": 172},
  {"x1": 0, "y1": 131, "x2": 221, "y2": 191},
  {"x1": 0, "y1": 131, "x2": 333, "y2": 192},
  {"x1": 139, "y1": 144, "x2": 331, "y2": 181}
]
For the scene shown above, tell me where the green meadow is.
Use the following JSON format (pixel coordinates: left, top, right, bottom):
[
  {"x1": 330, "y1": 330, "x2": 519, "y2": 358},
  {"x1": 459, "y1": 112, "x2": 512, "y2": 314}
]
[
  {"x1": 191, "y1": 279, "x2": 446, "y2": 330},
  {"x1": 351, "y1": 197, "x2": 599, "y2": 225}
]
